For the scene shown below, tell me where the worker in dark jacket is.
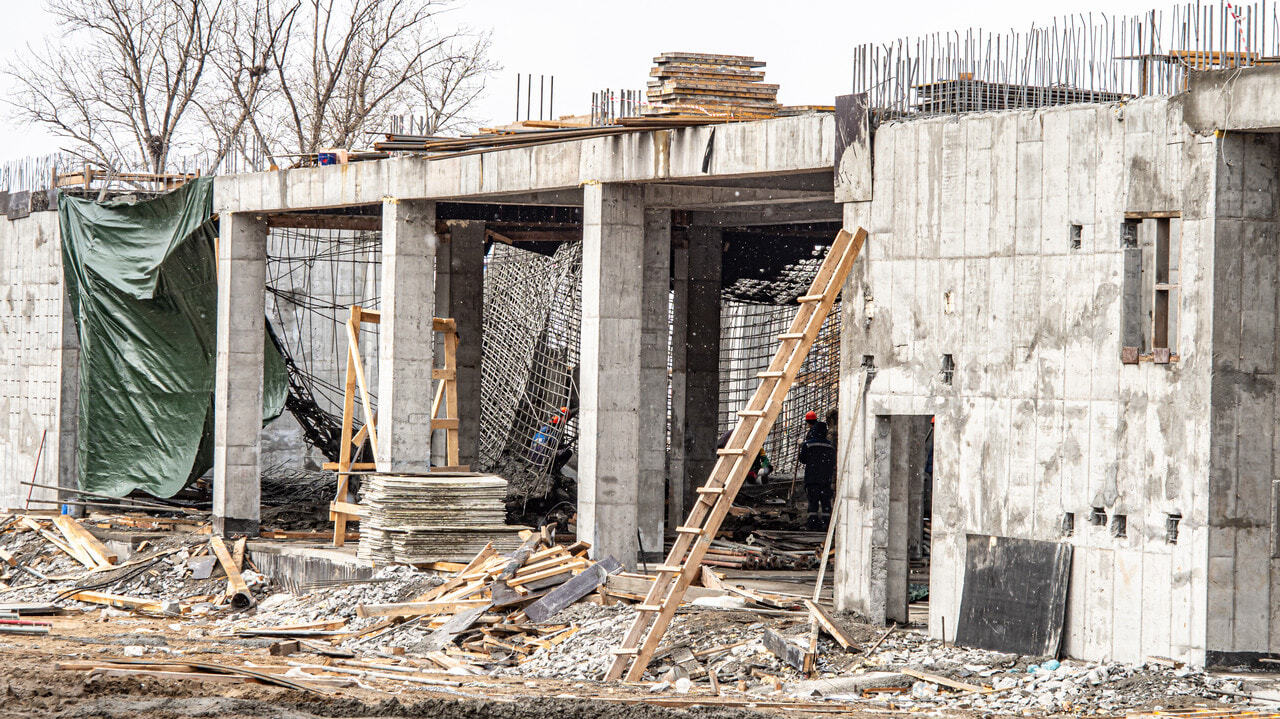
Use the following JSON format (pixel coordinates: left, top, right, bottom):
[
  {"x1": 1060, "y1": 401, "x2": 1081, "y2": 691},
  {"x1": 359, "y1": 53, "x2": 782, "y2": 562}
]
[{"x1": 799, "y1": 421, "x2": 837, "y2": 529}]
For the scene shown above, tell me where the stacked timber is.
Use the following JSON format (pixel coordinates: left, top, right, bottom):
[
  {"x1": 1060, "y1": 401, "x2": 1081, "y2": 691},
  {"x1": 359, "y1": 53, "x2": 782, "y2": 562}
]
[
  {"x1": 357, "y1": 474, "x2": 524, "y2": 563},
  {"x1": 645, "y1": 52, "x2": 780, "y2": 118}
]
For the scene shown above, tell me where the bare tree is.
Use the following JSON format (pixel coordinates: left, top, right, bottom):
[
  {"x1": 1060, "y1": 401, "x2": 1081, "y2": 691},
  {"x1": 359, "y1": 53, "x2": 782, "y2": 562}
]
[
  {"x1": 6, "y1": 0, "x2": 220, "y2": 174},
  {"x1": 409, "y1": 31, "x2": 498, "y2": 135},
  {"x1": 6, "y1": 0, "x2": 499, "y2": 174},
  {"x1": 198, "y1": 0, "x2": 300, "y2": 171},
  {"x1": 264, "y1": 0, "x2": 452, "y2": 158}
]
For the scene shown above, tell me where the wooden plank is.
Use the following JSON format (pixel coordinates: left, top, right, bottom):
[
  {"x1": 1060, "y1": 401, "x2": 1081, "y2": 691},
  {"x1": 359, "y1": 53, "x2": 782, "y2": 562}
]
[
  {"x1": 332, "y1": 305, "x2": 361, "y2": 547},
  {"x1": 900, "y1": 668, "x2": 989, "y2": 693},
  {"x1": 525, "y1": 558, "x2": 620, "y2": 623},
  {"x1": 507, "y1": 559, "x2": 588, "y2": 586},
  {"x1": 763, "y1": 629, "x2": 809, "y2": 672},
  {"x1": 53, "y1": 516, "x2": 116, "y2": 567},
  {"x1": 355, "y1": 599, "x2": 490, "y2": 619},
  {"x1": 209, "y1": 536, "x2": 254, "y2": 609},
  {"x1": 329, "y1": 501, "x2": 365, "y2": 517},
  {"x1": 804, "y1": 600, "x2": 855, "y2": 651},
  {"x1": 66, "y1": 591, "x2": 163, "y2": 612},
  {"x1": 604, "y1": 573, "x2": 729, "y2": 602}
]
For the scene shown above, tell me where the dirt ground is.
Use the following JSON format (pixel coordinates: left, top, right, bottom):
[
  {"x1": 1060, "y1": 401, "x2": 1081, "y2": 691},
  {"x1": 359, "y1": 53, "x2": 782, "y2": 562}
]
[{"x1": 0, "y1": 613, "x2": 911, "y2": 719}]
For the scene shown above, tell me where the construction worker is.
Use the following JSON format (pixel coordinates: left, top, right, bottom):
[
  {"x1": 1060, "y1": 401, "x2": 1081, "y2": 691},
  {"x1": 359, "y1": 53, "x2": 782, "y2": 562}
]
[
  {"x1": 799, "y1": 421, "x2": 837, "y2": 529},
  {"x1": 798, "y1": 409, "x2": 822, "y2": 453},
  {"x1": 530, "y1": 414, "x2": 561, "y2": 466}
]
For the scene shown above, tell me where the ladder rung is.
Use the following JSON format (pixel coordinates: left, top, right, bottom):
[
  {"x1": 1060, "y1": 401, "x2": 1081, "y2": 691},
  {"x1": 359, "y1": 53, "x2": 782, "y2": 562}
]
[
  {"x1": 716, "y1": 448, "x2": 746, "y2": 456},
  {"x1": 757, "y1": 371, "x2": 783, "y2": 378},
  {"x1": 610, "y1": 647, "x2": 639, "y2": 655},
  {"x1": 652, "y1": 565, "x2": 682, "y2": 573},
  {"x1": 696, "y1": 486, "x2": 725, "y2": 494},
  {"x1": 778, "y1": 333, "x2": 805, "y2": 340},
  {"x1": 798, "y1": 294, "x2": 824, "y2": 303},
  {"x1": 636, "y1": 604, "x2": 662, "y2": 612},
  {"x1": 675, "y1": 526, "x2": 704, "y2": 535},
  {"x1": 738, "y1": 409, "x2": 766, "y2": 417}
]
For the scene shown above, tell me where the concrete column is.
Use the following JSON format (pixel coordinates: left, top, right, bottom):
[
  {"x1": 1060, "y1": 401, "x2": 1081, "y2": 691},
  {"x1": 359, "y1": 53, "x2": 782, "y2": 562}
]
[
  {"x1": 580, "y1": 183, "x2": 646, "y2": 567},
  {"x1": 377, "y1": 199, "x2": 438, "y2": 473},
  {"x1": 433, "y1": 220, "x2": 485, "y2": 469},
  {"x1": 57, "y1": 285, "x2": 81, "y2": 516},
  {"x1": 638, "y1": 209, "x2": 671, "y2": 560},
  {"x1": 213, "y1": 212, "x2": 267, "y2": 536},
  {"x1": 668, "y1": 226, "x2": 721, "y2": 525}
]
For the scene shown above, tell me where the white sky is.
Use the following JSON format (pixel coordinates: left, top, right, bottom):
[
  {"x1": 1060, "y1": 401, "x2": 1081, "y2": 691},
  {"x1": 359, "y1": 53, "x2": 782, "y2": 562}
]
[{"x1": 1, "y1": 0, "x2": 1168, "y2": 164}]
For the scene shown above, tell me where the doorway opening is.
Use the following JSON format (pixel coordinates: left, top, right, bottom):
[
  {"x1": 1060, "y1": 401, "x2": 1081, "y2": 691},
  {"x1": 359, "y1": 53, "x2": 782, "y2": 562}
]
[{"x1": 876, "y1": 414, "x2": 934, "y2": 626}]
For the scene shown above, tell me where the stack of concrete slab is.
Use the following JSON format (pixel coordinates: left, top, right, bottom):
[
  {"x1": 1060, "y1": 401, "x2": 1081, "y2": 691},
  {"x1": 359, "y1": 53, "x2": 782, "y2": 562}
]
[
  {"x1": 645, "y1": 52, "x2": 779, "y2": 118},
  {"x1": 357, "y1": 473, "x2": 523, "y2": 563}
]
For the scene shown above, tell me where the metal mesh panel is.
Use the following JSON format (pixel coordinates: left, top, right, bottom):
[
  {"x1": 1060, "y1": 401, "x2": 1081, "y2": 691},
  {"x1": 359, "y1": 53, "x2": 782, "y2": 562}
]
[
  {"x1": 718, "y1": 301, "x2": 840, "y2": 476},
  {"x1": 479, "y1": 241, "x2": 583, "y2": 498},
  {"x1": 265, "y1": 227, "x2": 381, "y2": 461}
]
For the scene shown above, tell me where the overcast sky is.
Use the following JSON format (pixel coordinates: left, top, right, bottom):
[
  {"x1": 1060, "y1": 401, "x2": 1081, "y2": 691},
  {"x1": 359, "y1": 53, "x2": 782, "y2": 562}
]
[{"x1": 1, "y1": 0, "x2": 1167, "y2": 164}]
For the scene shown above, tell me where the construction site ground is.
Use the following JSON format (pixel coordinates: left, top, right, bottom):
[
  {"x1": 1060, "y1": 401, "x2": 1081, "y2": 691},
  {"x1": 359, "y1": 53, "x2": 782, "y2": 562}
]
[{"x1": 0, "y1": 512, "x2": 1276, "y2": 719}]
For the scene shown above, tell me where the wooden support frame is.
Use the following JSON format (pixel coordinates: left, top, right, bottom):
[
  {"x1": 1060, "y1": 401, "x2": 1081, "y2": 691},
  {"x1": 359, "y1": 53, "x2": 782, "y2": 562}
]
[{"x1": 328, "y1": 306, "x2": 467, "y2": 546}]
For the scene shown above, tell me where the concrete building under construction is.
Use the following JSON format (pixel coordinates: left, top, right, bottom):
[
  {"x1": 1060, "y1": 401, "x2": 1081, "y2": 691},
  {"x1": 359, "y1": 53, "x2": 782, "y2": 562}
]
[{"x1": 6, "y1": 6, "x2": 1280, "y2": 673}]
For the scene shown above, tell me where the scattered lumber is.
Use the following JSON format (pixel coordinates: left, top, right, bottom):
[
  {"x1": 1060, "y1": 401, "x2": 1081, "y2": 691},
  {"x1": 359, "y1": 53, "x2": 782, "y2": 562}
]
[
  {"x1": 53, "y1": 515, "x2": 116, "y2": 568},
  {"x1": 524, "y1": 558, "x2": 621, "y2": 623}
]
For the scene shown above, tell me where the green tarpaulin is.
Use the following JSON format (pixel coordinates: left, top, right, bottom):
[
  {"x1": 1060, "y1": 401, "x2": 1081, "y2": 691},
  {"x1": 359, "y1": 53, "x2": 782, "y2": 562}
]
[{"x1": 59, "y1": 178, "x2": 286, "y2": 498}]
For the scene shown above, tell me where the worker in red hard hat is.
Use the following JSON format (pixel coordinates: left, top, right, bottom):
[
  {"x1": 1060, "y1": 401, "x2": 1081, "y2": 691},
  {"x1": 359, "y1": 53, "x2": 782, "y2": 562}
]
[{"x1": 531, "y1": 414, "x2": 561, "y2": 465}]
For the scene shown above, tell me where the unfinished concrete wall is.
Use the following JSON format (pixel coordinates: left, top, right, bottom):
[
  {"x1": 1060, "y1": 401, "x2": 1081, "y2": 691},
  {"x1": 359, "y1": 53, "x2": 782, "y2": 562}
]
[
  {"x1": 837, "y1": 97, "x2": 1218, "y2": 665},
  {"x1": 1205, "y1": 131, "x2": 1280, "y2": 664},
  {"x1": 0, "y1": 211, "x2": 75, "y2": 511}
]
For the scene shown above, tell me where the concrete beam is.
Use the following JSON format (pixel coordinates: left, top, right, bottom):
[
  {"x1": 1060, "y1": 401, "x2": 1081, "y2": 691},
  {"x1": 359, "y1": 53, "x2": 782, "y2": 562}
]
[
  {"x1": 213, "y1": 115, "x2": 842, "y2": 213},
  {"x1": 644, "y1": 184, "x2": 832, "y2": 209},
  {"x1": 213, "y1": 212, "x2": 267, "y2": 536},
  {"x1": 1184, "y1": 66, "x2": 1280, "y2": 132},
  {"x1": 377, "y1": 199, "x2": 438, "y2": 473},
  {"x1": 579, "y1": 183, "x2": 646, "y2": 568},
  {"x1": 688, "y1": 201, "x2": 843, "y2": 227}
]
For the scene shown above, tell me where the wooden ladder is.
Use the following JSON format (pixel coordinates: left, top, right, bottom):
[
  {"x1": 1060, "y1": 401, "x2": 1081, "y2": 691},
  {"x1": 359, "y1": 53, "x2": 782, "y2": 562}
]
[{"x1": 604, "y1": 226, "x2": 866, "y2": 682}]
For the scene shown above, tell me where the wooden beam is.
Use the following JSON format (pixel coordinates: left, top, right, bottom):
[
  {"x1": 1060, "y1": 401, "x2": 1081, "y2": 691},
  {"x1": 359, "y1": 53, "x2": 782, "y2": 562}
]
[
  {"x1": 209, "y1": 536, "x2": 254, "y2": 609},
  {"x1": 355, "y1": 599, "x2": 491, "y2": 619}
]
